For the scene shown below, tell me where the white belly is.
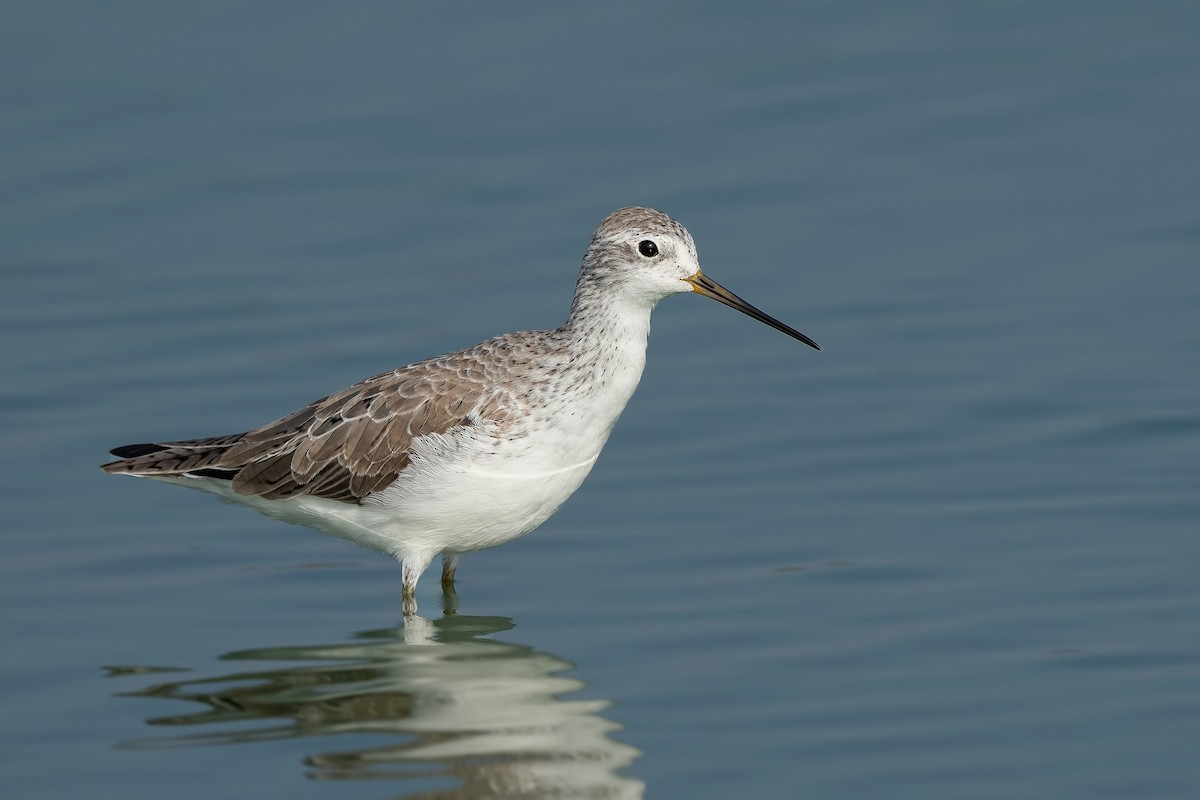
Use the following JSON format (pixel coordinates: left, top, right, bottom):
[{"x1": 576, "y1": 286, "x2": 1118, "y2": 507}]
[
  {"x1": 363, "y1": 420, "x2": 602, "y2": 552},
  {"x1": 365, "y1": 449, "x2": 598, "y2": 554},
  {"x1": 155, "y1": 421, "x2": 604, "y2": 561}
]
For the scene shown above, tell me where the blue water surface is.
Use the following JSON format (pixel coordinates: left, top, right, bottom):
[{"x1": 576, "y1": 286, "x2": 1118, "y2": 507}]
[{"x1": 3, "y1": 2, "x2": 1199, "y2": 798}]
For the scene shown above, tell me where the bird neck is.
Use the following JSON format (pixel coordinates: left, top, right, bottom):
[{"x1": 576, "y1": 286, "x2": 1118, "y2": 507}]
[
  {"x1": 562, "y1": 287, "x2": 652, "y2": 362},
  {"x1": 558, "y1": 289, "x2": 653, "y2": 422}
]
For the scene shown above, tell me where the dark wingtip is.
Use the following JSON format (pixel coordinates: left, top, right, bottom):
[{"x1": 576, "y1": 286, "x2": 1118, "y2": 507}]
[
  {"x1": 109, "y1": 443, "x2": 168, "y2": 458},
  {"x1": 190, "y1": 467, "x2": 239, "y2": 480}
]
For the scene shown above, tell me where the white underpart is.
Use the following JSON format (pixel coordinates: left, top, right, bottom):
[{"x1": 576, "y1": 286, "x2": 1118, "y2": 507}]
[{"x1": 155, "y1": 429, "x2": 602, "y2": 588}]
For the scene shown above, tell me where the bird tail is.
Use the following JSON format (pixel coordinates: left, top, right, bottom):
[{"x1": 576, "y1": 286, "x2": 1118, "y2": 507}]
[{"x1": 101, "y1": 435, "x2": 246, "y2": 479}]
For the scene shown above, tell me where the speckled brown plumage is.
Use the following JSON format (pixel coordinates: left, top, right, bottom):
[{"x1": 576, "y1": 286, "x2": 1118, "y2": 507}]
[{"x1": 101, "y1": 338, "x2": 539, "y2": 502}]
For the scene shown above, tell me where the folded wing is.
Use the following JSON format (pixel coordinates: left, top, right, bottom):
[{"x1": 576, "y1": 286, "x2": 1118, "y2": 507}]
[{"x1": 102, "y1": 358, "x2": 512, "y2": 503}]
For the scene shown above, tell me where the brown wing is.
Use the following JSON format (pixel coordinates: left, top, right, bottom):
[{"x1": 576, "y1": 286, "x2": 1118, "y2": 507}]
[{"x1": 101, "y1": 357, "x2": 512, "y2": 503}]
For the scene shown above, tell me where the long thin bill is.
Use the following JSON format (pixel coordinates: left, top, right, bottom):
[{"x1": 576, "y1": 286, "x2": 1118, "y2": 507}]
[{"x1": 686, "y1": 271, "x2": 821, "y2": 351}]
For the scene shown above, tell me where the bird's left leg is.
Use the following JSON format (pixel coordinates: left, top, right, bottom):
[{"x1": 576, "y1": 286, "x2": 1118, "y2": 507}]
[
  {"x1": 439, "y1": 553, "x2": 461, "y2": 614},
  {"x1": 441, "y1": 553, "x2": 459, "y2": 589}
]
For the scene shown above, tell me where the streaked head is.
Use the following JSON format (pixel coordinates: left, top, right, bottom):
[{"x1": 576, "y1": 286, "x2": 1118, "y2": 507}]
[{"x1": 578, "y1": 206, "x2": 820, "y2": 350}]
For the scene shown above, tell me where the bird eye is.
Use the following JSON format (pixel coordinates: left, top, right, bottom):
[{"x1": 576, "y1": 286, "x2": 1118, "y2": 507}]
[{"x1": 637, "y1": 240, "x2": 659, "y2": 258}]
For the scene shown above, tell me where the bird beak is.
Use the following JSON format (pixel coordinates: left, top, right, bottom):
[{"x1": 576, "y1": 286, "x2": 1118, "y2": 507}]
[{"x1": 685, "y1": 270, "x2": 821, "y2": 351}]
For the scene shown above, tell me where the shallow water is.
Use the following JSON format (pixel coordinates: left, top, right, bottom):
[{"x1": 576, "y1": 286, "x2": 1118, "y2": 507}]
[{"x1": 4, "y1": 2, "x2": 1200, "y2": 798}]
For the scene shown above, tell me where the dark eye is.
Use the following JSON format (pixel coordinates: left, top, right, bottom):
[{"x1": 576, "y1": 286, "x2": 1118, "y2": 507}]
[{"x1": 638, "y1": 240, "x2": 659, "y2": 258}]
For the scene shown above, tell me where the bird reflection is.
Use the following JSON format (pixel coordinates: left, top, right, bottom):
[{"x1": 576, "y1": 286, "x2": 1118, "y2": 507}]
[{"x1": 108, "y1": 611, "x2": 643, "y2": 798}]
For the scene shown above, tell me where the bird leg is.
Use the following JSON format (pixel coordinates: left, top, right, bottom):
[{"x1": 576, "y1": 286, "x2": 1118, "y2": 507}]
[
  {"x1": 400, "y1": 550, "x2": 435, "y2": 616},
  {"x1": 441, "y1": 553, "x2": 459, "y2": 589},
  {"x1": 438, "y1": 554, "x2": 460, "y2": 614},
  {"x1": 400, "y1": 589, "x2": 418, "y2": 617}
]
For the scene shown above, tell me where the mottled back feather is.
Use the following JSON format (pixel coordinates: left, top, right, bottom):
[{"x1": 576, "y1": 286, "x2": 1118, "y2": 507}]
[{"x1": 101, "y1": 347, "x2": 518, "y2": 504}]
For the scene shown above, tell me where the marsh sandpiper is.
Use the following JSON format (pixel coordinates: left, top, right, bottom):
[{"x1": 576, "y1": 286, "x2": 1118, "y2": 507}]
[{"x1": 103, "y1": 207, "x2": 820, "y2": 611}]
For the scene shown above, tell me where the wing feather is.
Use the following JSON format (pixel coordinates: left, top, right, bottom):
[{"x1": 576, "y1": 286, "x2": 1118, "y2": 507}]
[{"x1": 102, "y1": 342, "x2": 525, "y2": 504}]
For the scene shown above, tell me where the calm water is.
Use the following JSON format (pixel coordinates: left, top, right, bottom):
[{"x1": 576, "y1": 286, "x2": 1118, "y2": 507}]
[{"x1": 4, "y1": 2, "x2": 1199, "y2": 798}]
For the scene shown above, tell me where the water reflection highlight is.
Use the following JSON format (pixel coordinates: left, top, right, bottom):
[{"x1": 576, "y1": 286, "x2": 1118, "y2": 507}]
[{"x1": 109, "y1": 613, "x2": 643, "y2": 798}]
